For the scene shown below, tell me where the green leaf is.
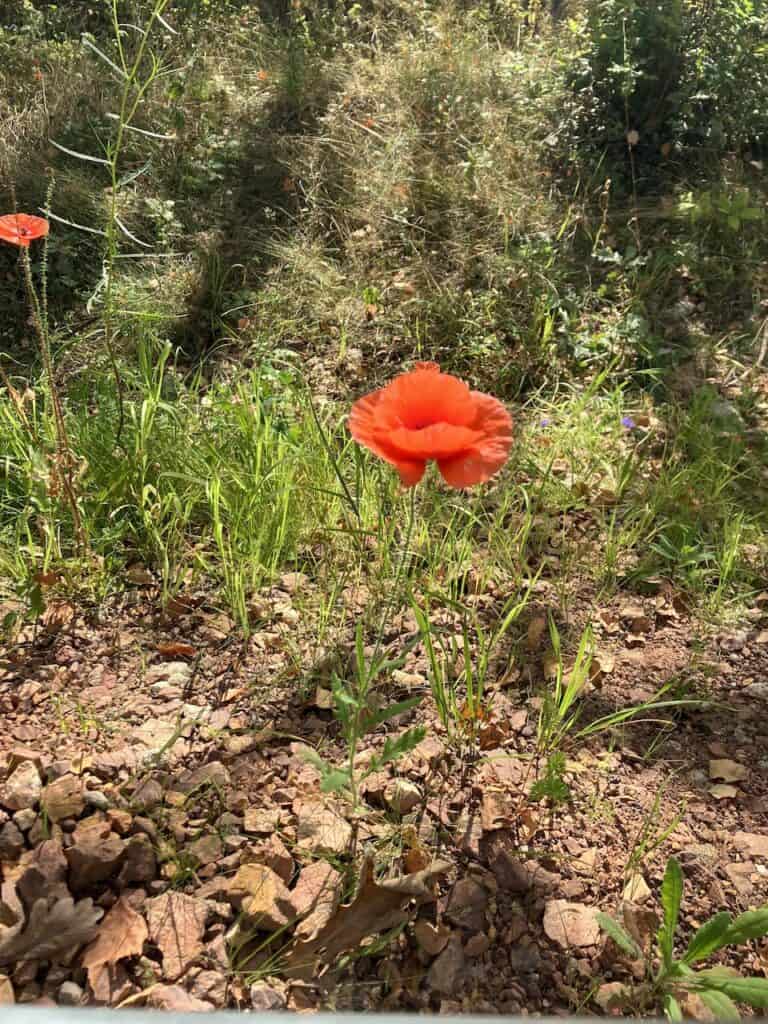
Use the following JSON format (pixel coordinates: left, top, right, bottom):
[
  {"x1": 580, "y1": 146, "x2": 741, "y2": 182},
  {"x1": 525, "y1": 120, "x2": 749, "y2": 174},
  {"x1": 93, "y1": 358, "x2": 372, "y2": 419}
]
[
  {"x1": 596, "y1": 912, "x2": 641, "y2": 958},
  {"x1": 298, "y1": 745, "x2": 333, "y2": 775},
  {"x1": 81, "y1": 33, "x2": 128, "y2": 78},
  {"x1": 378, "y1": 726, "x2": 426, "y2": 766},
  {"x1": 49, "y1": 138, "x2": 109, "y2": 166},
  {"x1": 364, "y1": 696, "x2": 422, "y2": 732},
  {"x1": 697, "y1": 989, "x2": 740, "y2": 1021},
  {"x1": 331, "y1": 677, "x2": 358, "y2": 722},
  {"x1": 658, "y1": 857, "x2": 683, "y2": 970},
  {"x1": 696, "y1": 973, "x2": 768, "y2": 1009},
  {"x1": 663, "y1": 994, "x2": 683, "y2": 1022},
  {"x1": 682, "y1": 911, "x2": 732, "y2": 964},
  {"x1": 722, "y1": 908, "x2": 768, "y2": 946},
  {"x1": 319, "y1": 769, "x2": 352, "y2": 795}
]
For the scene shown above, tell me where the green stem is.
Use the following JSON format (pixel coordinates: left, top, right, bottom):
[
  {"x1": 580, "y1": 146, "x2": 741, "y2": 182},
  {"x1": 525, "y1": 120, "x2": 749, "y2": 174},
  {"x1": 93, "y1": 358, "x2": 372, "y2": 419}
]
[
  {"x1": 370, "y1": 485, "x2": 417, "y2": 671},
  {"x1": 103, "y1": 0, "x2": 172, "y2": 445},
  {"x1": 20, "y1": 248, "x2": 86, "y2": 553}
]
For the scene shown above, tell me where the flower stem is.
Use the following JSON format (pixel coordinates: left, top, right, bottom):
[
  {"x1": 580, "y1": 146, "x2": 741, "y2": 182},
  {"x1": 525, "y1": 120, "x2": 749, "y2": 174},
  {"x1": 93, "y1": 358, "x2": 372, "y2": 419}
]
[{"x1": 371, "y1": 485, "x2": 417, "y2": 669}]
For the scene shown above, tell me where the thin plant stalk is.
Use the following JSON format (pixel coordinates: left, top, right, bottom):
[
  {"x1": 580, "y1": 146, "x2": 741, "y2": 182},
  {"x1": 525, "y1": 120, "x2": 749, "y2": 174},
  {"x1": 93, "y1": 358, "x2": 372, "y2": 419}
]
[
  {"x1": 102, "y1": 0, "x2": 173, "y2": 443},
  {"x1": 19, "y1": 247, "x2": 85, "y2": 552}
]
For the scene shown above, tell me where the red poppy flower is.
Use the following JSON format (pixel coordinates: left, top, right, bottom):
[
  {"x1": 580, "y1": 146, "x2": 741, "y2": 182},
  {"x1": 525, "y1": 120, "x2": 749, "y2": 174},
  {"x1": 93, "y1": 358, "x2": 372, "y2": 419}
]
[
  {"x1": 0, "y1": 214, "x2": 49, "y2": 248},
  {"x1": 349, "y1": 362, "x2": 513, "y2": 488}
]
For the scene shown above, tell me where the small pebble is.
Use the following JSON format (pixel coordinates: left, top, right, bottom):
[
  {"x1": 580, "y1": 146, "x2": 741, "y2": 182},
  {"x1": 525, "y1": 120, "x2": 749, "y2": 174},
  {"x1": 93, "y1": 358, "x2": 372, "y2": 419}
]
[
  {"x1": 58, "y1": 981, "x2": 84, "y2": 1006},
  {"x1": 83, "y1": 790, "x2": 110, "y2": 810}
]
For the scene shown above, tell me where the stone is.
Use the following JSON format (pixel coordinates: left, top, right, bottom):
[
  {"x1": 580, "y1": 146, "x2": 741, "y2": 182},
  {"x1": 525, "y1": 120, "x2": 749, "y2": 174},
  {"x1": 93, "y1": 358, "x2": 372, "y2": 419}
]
[
  {"x1": 571, "y1": 847, "x2": 598, "y2": 876},
  {"x1": 66, "y1": 834, "x2": 125, "y2": 891},
  {"x1": 427, "y1": 934, "x2": 466, "y2": 995},
  {"x1": 188, "y1": 969, "x2": 227, "y2": 1006},
  {"x1": 250, "y1": 981, "x2": 287, "y2": 1011},
  {"x1": 228, "y1": 864, "x2": 295, "y2": 931},
  {"x1": 444, "y1": 878, "x2": 488, "y2": 932},
  {"x1": 464, "y1": 933, "x2": 490, "y2": 958},
  {"x1": 189, "y1": 834, "x2": 223, "y2": 866},
  {"x1": 2, "y1": 761, "x2": 42, "y2": 811},
  {"x1": 622, "y1": 874, "x2": 651, "y2": 904},
  {"x1": 16, "y1": 982, "x2": 42, "y2": 1003},
  {"x1": 414, "y1": 920, "x2": 451, "y2": 956},
  {"x1": 176, "y1": 761, "x2": 230, "y2": 794},
  {"x1": 0, "y1": 972, "x2": 14, "y2": 1005},
  {"x1": 384, "y1": 779, "x2": 422, "y2": 815},
  {"x1": 42, "y1": 775, "x2": 85, "y2": 823},
  {"x1": 87, "y1": 962, "x2": 135, "y2": 1005},
  {"x1": 148, "y1": 984, "x2": 214, "y2": 1013},
  {"x1": 243, "y1": 807, "x2": 282, "y2": 835},
  {"x1": 132, "y1": 816, "x2": 158, "y2": 841},
  {"x1": 131, "y1": 778, "x2": 164, "y2": 811},
  {"x1": 117, "y1": 834, "x2": 157, "y2": 886},
  {"x1": 0, "y1": 821, "x2": 26, "y2": 860},
  {"x1": 83, "y1": 790, "x2": 110, "y2": 811},
  {"x1": 147, "y1": 661, "x2": 192, "y2": 687},
  {"x1": 733, "y1": 832, "x2": 768, "y2": 859},
  {"x1": 246, "y1": 834, "x2": 294, "y2": 884},
  {"x1": 57, "y1": 981, "x2": 84, "y2": 1006},
  {"x1": 543, "y1": 900, "x2": 600, "y2": 949},
  {"x1": 12, "y1": 809, "x2": 37, "y2": 832}
]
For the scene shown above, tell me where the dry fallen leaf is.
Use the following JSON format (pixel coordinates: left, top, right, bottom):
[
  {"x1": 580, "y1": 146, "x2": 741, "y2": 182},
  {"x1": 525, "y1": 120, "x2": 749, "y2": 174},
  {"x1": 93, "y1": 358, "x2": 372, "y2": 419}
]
[
  {"x1": 708, "y1": 758, "x2": 748, "y2": 783},
  {"x1": 81, "y1": 896, "x2": 148, "y2": 980},
  {"x1": 526, "y1": 615, "x2": 547, "y2": 651},
  {"x1": 228, "y1": 864, "x2": 295, "y2": 931},
  {"x1": 295, "y1": 800, "x2": 352, "y2": 857},
  {"x1": 292, "y1": 862, "x2": 343, "y2": 940},
  {"x1": 146, "y1": 892, "x2": 208, "y2": 981},
  {"x1": 157, "y1": 642, "x2": 196, "y2": 659},
  {"x1": 0, "y1": 895, "x2": 103, "y2": 965},
  {"x1": 41, "y1": 599, "x2": 75, "y2": 634},
  {"x1": 709, "y1": 783, "x2": 740, "y2": 800},
  {"x1": 286, "y1": 855, "x2": 450, "y2": 978}
]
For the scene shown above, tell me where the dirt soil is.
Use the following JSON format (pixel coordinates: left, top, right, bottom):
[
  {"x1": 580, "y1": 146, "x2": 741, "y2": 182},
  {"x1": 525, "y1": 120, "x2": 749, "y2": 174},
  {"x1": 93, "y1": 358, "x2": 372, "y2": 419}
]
[{"x1": 1, "y1": 575, "x2": 767, "y2": 1014}]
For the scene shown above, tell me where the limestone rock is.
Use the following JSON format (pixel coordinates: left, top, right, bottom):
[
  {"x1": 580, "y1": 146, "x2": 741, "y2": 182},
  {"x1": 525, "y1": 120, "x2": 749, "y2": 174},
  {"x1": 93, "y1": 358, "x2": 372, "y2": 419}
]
[
  {"x1": 3, "y1": 762, "x2": 42, "y2": 812},
  {"x1": 42, "y1": 775, "x2": 85, "y2": 823}
]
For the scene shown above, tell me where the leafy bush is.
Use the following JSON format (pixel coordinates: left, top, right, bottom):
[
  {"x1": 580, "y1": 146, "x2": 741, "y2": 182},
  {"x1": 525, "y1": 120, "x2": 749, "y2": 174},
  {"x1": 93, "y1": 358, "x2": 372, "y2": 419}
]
[{"x1": 567, "y1": 0, "x2": 768, "y2": 174}]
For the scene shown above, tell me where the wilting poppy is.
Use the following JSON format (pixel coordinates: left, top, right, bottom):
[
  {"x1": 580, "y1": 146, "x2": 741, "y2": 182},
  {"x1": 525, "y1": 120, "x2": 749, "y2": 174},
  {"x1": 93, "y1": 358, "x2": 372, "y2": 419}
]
[
  {"x1": 349, "y1": 362, "x2": 512, "y2": 488},
  {"x1": 0, "y1": 214, "x2": 49, "y2": 248}
]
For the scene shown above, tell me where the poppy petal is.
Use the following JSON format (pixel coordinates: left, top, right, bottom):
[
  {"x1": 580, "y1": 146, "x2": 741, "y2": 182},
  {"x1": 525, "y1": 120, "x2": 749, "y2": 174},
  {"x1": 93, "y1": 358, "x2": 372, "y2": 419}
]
[
  {"x1": 349, "y1": 391, "x2": 392, "y2": 462},
  {"x1": 393, "y1": 458, "x2": 427, "y2": 487},
  {"x1": 350, "y1": 391, "x2": 427, "y2": 485},
  {"x1": 349, "y1": 362, "x2": 512, "y2": 489},
  {"x1": 0, "y1": 214, "x2": 49, "y2": 247},
  {"x1": 385, "y1": 422, "x2": 483, "y2": 461},
  {"x1": 383, "y1": 363, "x2": 474, "y2": 429},
  {"x1": 468, "y1": 391, "x2": 514, "y2": 442},
  {"x1": 437, "y1": 447, "x2": 508, "y2": 488}
]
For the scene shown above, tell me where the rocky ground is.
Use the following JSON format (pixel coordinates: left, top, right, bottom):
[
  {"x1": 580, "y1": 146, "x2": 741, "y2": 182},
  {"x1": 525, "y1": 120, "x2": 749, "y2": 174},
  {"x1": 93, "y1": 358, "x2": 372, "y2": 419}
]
[{"x1": 1, "y1": 573, "x2": 767, "y2": 1015}]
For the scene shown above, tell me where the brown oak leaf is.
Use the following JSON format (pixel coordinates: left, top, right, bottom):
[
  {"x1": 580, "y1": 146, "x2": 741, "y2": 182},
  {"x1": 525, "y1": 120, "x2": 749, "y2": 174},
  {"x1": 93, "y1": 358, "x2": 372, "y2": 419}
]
[{"x1": 81, "y1": 896, "x2": 148, "y2": 980}]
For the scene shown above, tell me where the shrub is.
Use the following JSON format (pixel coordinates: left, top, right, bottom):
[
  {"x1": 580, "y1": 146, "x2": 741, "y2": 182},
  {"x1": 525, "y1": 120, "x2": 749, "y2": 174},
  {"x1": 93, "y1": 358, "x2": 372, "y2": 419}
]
[{"x1": 567, "y1": 0, "x2": 768, "y2": 177}]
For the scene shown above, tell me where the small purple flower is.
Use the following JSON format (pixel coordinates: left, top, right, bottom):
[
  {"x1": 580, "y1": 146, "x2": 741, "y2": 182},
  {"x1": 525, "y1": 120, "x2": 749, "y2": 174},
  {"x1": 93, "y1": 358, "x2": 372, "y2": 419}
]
[
  {"x1": 621, "y1": 415, "x2": 636, "y2": 431},
  {"x1": 540, "y1": 416, "x2": 551, "y2": 428}
]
